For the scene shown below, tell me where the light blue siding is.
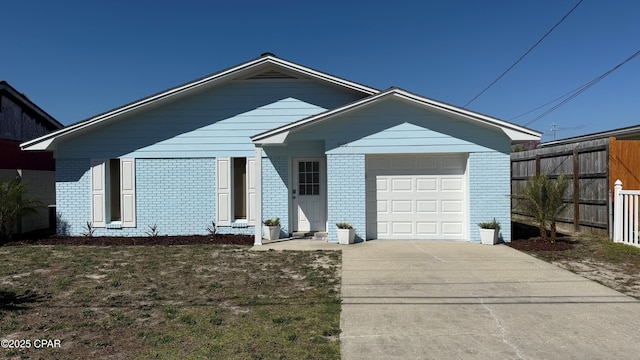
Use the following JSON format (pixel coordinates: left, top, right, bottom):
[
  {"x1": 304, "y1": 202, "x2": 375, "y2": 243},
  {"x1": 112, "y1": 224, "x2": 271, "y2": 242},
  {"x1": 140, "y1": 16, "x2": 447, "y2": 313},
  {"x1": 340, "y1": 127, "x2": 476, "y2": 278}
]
[
  {"x1": 56, "y1": 158, "x2": 91, "y2": 236},
  {"x1": 56, "y1": 81, "x2": 364, "y2": 159},
  {"x1": 327, "y1": 154, "x2": 366, "y2": 243},
  {"x1": 287, "y1": 98, "x2": 511, "y2": 154},
  {"x1": 135, "y1": 158, "x2": 217, "y2": 236},
  {"x1": 262, "y1": 155, "x2": 290, "y2": 237},
  {"x1": 264, "y1": 140, "x2": 325, "y2": 158},
  {"x1": 468, "y1": 152, "x2": 511, "y2": 242},
  {"x1": 56, "y1": 158, "x2": 225, "y2": 237}
]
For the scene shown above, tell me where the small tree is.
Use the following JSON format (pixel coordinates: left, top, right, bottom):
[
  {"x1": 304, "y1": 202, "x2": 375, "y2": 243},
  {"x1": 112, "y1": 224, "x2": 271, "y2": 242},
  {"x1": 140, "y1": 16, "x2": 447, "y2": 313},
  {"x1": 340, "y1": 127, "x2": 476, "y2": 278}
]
[
  {"x1": 516, "y1": 174, "x2": 570, "y2": 243},
  {"x1": 518, "y1": 175, "x2": 549, "y2": 241},
  {"x1": 0, "y1": 178, "x2": 40, "y2": 242},
  {"x1": 545, "y1": 174, "x2": 570, "y2": 242}
]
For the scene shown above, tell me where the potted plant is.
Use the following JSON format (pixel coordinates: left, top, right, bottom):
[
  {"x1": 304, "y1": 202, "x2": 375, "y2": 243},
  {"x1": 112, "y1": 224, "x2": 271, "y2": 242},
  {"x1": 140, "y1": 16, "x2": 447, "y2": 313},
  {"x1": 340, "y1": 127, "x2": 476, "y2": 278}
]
[
  {"x1": 263, "y1": 218, "x2": 281, "y2": 240},
  {"x1": 336, "y1": 222, "x2": 355, "y2": 244},
  {"x1": 478, "y1": 218, "x2": 500, "y2": 245}
]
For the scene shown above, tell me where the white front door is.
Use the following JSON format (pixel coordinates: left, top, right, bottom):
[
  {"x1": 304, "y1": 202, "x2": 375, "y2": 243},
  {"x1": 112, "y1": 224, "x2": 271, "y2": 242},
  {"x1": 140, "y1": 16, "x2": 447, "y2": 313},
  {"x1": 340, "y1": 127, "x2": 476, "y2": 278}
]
[{"x1": 292, "y1": 158, "x2": 327, "y2": 232}]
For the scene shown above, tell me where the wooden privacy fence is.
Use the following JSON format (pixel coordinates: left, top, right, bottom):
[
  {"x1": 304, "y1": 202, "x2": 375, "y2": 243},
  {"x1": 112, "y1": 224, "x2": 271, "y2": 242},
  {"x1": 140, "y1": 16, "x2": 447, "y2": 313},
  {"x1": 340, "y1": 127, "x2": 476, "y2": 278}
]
[
  {"x1": 511, "y1": 138, "x2": 609, "y2": 235},
  {"x1": 512, "y1": 137, "x2": 640, "y2": 236},
  {"x1": 613, "y1": 180, "x2": 640, "y2": 247}
]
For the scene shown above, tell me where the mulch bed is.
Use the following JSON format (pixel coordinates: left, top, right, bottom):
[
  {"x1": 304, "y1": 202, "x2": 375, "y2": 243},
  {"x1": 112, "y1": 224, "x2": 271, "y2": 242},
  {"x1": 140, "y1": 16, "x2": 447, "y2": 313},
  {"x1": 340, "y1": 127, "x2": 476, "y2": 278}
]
[
  {"x1": 3, "y1": 234, "x2": 255, "y2": 246},
  {"x1": 506, "y1": 222, "x2": 575, "y2": 251},
  {"x1": 506, "y1": 237, "x2": 574, "y2": 251},
  {"x1": 4, "y1": 222, "x2": 575, "y2": 250}
]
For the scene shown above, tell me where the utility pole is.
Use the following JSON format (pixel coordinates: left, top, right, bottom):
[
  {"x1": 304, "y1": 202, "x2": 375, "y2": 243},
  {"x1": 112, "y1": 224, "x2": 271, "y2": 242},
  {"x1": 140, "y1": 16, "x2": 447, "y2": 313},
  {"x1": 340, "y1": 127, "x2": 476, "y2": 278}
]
[{"x1": 551, "y1": 123, "x2": 557, "y2": 141}]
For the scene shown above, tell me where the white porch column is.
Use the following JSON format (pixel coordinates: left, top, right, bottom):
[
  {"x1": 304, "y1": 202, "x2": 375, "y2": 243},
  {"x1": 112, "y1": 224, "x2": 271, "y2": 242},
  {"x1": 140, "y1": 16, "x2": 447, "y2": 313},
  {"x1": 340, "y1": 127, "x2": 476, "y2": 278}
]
[{"x1": 254, "y1": 146, "x2": 263, "y2": 245}]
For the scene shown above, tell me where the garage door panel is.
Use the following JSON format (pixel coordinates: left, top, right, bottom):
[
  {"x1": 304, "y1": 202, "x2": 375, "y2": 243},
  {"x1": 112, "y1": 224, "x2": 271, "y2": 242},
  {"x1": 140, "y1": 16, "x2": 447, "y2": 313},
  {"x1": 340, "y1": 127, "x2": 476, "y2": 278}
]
[
  {"x1": 377, "y1": 222, "x2": 388, "y2": 235},
  {"x1": 391, "y1": 178, "x2": 413, "y2": 191},
  {"x1": 377, "y1": 200, "x2": 388, "y2": 213},
  {"x1": 416, "y1": 200, "x2": 437, "y2": 213},
  {"x1": 417, "y1": 222, "x2": 438, "y2": 235},
  {"x1": 441, "y1": 178, "x2": 463, "y2": 191},
  {"x1": 391, "y1": 200, "x2": 413, "y2": 213},
  {"x1": 366, "y1": 154, "x2": 467, "y2": 240},
  {"x1": 377, "y1": 178, "x2": 388, "y2": 191},
  {"x1": 442, "y1": 222, "x2": 464, "y2": 236},
  {"x1": 442, "y1": 200, "x2": 463, "y2": 213},
  {"x1": 416, "y1": 178, "x2": 437, "y2": 191},
  {"x1": 392, "y1": 222, "x2": 413, "y2": 235}
]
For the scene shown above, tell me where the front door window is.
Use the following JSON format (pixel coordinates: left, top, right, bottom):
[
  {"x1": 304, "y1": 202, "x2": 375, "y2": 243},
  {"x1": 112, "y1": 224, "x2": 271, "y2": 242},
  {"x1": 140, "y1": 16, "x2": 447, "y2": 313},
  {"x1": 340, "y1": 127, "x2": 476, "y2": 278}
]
[{"x1": 298, "y1": 161, "x2": 320, "y2": 195}]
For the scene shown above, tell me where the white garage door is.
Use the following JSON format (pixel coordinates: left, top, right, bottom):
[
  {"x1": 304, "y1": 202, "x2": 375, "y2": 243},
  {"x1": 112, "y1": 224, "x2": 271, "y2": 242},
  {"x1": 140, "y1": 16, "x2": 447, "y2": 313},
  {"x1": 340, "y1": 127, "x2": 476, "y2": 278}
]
[{"x1": 366, "y1": 154, "x2": 467, "y2": 240}]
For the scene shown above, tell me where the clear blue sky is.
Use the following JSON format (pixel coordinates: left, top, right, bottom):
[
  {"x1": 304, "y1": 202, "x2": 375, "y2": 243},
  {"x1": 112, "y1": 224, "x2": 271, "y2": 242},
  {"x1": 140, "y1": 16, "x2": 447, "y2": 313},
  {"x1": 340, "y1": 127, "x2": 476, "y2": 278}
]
[{"x1": 3, "y1": 0, "x2": 638, "y2": 142}]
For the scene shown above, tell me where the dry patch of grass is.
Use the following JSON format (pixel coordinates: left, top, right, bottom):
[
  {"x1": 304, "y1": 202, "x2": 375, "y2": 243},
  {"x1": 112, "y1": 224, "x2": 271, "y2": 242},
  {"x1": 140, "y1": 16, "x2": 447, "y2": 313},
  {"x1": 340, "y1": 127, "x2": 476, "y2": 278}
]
[
  {"x1": 516, "y1": 234, "x2": 640, "y2": 299},
  {"x1": 0, "y1": 245, "x2": 341, "y2": 359}
]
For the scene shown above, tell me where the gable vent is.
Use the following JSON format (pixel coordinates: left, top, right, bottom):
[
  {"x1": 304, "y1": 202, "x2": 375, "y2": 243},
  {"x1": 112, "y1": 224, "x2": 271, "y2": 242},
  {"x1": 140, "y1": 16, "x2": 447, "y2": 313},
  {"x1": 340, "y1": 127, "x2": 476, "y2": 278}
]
[{"x1": 247, "y1": 70, "x2": 299, "y2": 80}]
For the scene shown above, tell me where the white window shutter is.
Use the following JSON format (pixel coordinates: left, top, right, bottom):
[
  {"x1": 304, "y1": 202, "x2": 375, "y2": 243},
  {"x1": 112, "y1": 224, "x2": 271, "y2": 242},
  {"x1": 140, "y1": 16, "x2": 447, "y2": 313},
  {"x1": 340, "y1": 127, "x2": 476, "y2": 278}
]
[
  {"x1": 217, "y1": 157, "x2": 232, "y2": 226},
  {"x1": 120, "y1": 159, "x2": 136, "y2": 228},
  {"x1": 246, "y1": 157, "x2": 256, "y2": 226},
  {"x1": 90, "y1": 160, "x2": 106, "y2": 228}
]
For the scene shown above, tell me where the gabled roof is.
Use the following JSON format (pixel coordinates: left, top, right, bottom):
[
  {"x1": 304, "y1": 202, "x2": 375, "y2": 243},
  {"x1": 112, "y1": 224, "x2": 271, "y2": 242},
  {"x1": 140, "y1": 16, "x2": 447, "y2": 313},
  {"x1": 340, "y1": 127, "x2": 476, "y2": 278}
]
[
  {"x1": 21, "y1": 53, "x2": 379, "y2": 151},
  {"x1": 252, "y1": 87, "x2": 542, "y2": 144},
  {"x1": 0, "y1": 81, "x2": 63, "y2": 131}
]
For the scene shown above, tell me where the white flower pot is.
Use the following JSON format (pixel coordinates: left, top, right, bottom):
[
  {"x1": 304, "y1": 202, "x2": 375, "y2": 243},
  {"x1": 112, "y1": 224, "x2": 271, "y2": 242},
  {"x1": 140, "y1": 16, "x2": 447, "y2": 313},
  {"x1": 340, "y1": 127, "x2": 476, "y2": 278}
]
[
  {"x1": 264, "y1": 225, "x2": 281, "y2": 240},
  {"x1": 337, "y1": 228, "x2": 355, "y2": 244},
  {"x1": 479, "y1": 228, "x2": 499, "y2": 245}
]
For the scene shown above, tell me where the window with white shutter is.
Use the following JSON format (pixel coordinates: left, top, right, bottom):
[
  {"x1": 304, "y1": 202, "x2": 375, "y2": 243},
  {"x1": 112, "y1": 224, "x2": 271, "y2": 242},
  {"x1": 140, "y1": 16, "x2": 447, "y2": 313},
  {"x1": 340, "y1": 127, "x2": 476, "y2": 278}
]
[
  {"x1": 91, "y1": 158, "x2": 136, "y2": 228},
  {"x1": 216, "y1": 157, "x2": 255, "y2": 226}
]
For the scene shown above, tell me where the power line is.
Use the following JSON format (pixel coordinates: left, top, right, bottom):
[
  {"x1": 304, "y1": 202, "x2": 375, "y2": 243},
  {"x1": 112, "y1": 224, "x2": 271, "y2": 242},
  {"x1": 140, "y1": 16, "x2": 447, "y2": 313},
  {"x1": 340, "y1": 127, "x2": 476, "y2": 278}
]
[
  {"x1": 509, "y1": 87, "x2": 580, "y2": 121},
  {"x1": 464, "y1": 0, "x2": 584, "y2": 107},
  {"x1": 523, "y1": 49, "x2": 640, "y2": 127}
]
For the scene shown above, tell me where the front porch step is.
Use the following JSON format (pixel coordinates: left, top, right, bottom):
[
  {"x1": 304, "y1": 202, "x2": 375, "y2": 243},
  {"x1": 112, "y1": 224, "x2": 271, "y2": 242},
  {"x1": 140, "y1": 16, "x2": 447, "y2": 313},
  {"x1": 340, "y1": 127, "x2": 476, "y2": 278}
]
[
  {"x1": 291, "y1": 231, "x2": 328, "y2": 241},
  {"x1": 313, "y1": 232, "x2": 327, "y2": 241}
]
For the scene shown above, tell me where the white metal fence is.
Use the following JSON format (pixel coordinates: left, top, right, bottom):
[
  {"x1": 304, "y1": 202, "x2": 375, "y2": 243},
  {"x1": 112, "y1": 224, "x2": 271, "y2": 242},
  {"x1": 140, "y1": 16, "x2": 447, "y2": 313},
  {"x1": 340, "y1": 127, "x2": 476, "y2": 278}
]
[{"x1": 613, "y1": 180, "x2": 640, "y2": 247}]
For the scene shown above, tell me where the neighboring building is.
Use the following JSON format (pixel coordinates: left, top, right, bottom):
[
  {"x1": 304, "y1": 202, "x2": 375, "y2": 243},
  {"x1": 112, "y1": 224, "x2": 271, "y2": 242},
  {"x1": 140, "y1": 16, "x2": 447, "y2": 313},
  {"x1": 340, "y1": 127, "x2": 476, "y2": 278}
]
[
  {"x1": 1, "y1": 81, "x2": 63, "y2": 234},
  {"x1": 22, "y1": 54, "x2": 540, "y2": 243},
  {"x1": 511, "y1": 124, "x2": 640, "y2": 236}
]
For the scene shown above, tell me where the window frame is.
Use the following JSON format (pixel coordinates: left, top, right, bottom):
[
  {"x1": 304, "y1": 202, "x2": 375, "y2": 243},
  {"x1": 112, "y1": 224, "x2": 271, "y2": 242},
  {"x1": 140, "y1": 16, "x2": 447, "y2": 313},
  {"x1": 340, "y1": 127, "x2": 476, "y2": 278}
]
[{"x1": 91, "y1": 158, "x2": 136, "y2": 228}]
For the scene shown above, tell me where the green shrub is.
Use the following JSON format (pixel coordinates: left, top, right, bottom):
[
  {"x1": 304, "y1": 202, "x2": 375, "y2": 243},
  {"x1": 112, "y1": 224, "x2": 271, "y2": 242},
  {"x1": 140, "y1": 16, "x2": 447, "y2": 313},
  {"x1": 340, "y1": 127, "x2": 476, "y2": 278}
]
[
  {"x1": 0, "y1": 178, "x2": 40, "y2": 241},
  {"x1": 516, "y1": 174, "x2": 569, "y2": 242}
]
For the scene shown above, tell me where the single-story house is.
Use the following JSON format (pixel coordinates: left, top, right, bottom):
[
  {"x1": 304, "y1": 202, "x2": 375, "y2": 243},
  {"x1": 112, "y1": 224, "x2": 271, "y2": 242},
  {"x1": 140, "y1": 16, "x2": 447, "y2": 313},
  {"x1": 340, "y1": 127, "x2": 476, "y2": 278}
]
[
  {"x1": 21, "y1": 53, "x2": 541, "y2": 244},
  {"x1": 1, "y1": 81, "x2": 63, "y2": 234}
]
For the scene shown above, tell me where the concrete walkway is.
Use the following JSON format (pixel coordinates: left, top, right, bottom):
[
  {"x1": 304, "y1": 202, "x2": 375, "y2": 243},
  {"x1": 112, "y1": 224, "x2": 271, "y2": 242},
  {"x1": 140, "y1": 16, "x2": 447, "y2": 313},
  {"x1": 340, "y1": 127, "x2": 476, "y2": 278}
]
[{"x1": 254, "y1": 240, "x2": 640, "y2": 359}]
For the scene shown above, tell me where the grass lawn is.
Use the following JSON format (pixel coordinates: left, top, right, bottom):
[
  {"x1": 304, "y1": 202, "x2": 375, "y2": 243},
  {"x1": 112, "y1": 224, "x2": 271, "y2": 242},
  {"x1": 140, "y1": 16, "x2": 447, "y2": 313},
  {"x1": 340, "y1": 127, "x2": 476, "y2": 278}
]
[{"x1": 0, "y1": 244, "x2": 341, "y2": 359}]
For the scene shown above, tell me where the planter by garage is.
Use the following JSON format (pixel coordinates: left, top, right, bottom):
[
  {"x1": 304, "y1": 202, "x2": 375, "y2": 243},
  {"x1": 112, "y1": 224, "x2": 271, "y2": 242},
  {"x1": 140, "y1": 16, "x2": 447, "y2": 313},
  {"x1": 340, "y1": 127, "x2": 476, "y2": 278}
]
[
  {"x1": 479, "y1": 228, "x2": 499, "y2": 245},
  {"x1": 478, "y1": 218, "x2": 500, "y2": 245},
  {"x1": 337, "y1": 228, "x2": 355, "y2": 244}
]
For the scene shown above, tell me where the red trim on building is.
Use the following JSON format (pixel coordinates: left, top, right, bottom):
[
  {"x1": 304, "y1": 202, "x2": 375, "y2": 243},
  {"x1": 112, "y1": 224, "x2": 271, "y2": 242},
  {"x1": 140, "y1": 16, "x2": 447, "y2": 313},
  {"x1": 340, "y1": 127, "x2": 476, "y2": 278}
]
[{"x1": 0, "y1": 139, "x2": 55, "y2": 171}]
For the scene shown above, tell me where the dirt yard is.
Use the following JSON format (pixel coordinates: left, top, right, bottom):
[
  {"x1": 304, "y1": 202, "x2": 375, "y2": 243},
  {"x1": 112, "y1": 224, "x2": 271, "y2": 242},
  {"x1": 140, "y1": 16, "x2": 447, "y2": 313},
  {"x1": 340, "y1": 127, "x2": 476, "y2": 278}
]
[{"x1": 507, "y1": 223, "x2": 640, "y2": 299}]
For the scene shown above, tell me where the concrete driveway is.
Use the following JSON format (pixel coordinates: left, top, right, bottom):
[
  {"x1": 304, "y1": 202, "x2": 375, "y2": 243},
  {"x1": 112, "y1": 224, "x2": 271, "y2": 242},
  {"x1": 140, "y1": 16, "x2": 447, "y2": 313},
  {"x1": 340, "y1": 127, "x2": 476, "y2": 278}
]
[{"x1": 339, "y1": 241, "x2": 640, "y2": 360}]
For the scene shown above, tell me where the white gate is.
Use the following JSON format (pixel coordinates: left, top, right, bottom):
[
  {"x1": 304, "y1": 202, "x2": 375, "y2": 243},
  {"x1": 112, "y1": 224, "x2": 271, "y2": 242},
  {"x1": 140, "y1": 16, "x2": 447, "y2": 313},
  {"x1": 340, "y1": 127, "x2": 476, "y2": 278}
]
[{"x1": 613, "y1": 179, "x2": 640, "y2": 247}]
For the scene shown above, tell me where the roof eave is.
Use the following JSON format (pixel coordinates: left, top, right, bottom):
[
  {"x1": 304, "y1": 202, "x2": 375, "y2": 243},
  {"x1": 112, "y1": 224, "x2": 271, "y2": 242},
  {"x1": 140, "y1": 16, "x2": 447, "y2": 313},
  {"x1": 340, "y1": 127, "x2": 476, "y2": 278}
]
[
  {"x1": 253, "y1": 88, "x2": 542, "y2": 144},
  {"x1": 22, "y1": 54, "x2": 380, "y2": 151}
]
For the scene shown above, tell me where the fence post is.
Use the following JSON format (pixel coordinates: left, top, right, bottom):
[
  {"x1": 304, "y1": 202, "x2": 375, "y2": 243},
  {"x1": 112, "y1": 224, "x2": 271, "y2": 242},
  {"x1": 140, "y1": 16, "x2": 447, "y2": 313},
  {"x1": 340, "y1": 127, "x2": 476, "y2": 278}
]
[{"x1": 613, "y1": 179, "x2": 623, "y2": 242}]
